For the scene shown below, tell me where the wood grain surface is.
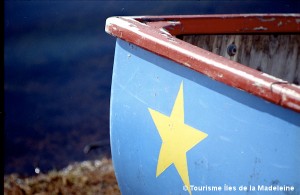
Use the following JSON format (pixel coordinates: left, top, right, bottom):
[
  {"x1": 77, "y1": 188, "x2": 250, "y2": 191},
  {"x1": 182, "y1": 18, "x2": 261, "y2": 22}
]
[{"x1": 182, "y1": 34, "x2": 300, "y2": 85}]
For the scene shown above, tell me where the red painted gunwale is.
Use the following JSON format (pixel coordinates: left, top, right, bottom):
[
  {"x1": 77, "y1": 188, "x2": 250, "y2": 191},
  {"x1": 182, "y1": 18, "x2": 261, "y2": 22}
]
[{"x1": 105, "y1": 14, "x2": 300, "y2": 113}]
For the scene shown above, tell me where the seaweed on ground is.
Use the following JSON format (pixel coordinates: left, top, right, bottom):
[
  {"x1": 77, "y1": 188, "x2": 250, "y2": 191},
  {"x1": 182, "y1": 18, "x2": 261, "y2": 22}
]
[{"x1": 4, "y1": 158, "x2": 120, "y2": 195}]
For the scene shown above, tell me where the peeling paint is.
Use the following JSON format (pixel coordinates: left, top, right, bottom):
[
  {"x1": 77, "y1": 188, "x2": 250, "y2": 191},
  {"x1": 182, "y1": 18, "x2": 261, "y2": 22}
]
[
  {"x1": 183, "y1": 62, "x2": 191, "y2": 67},
  {"x1": 277, "y1": 21, "x2": 283, "y2": 27},
  {"x1": 286, "y1": 101, "x2": 300, "y2": 111},
  {"x1": 167, "y1": 21, "x2": 181, "y2": 26},
  {"x1": 160, "y1": 28, "x2": 171, "y2": 36},
  {"x1": 253, "y1": 26, "x2": 268, "y2": 31},
  {"x1": 166, "y1": 37, "x2": 178, "y2": 44},
  {"x1": 105, "y1": 15, "x2": 300, "y2": 112},
  {"x1": 252, "y1": 82, "x2": 263, "y2": 87},
  {"x1": 259, "y1": 17, "x2": 276, "y2": 22}
]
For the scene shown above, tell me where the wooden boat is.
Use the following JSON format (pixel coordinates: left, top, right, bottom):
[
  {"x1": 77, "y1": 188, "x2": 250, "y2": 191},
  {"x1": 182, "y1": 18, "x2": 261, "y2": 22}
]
[{"x1": 105, "y1": 14, "x2": 300, "y2": 194}]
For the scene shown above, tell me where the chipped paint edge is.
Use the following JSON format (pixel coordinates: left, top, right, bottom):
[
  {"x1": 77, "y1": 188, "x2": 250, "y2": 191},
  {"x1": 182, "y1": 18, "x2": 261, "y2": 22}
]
[{"x1": 105, "y1": 15, "x2": 300, "y2": 113}]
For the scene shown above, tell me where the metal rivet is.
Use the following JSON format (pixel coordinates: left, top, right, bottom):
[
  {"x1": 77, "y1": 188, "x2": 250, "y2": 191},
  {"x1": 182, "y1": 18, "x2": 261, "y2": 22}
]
[{"x1": 227, "y1": 43, "x2": 237, "y2": 56}]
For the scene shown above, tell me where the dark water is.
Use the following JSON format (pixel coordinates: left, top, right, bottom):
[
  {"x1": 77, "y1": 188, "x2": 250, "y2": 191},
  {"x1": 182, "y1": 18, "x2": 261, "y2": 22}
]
[{"x1": 4, "y1": 1, "x2": 299, "y2": 176}]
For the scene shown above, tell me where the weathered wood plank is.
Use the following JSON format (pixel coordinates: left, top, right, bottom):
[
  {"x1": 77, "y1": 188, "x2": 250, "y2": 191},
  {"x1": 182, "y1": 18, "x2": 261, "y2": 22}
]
[{"x1": 182, "y1": 34, "x2": 300, "y2": 85}]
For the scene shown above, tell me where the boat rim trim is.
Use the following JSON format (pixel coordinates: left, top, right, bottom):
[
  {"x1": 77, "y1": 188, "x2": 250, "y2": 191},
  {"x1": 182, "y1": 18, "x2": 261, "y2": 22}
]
[{"x1": 105, "y1": 14, "x2": 300, "y2": 113}]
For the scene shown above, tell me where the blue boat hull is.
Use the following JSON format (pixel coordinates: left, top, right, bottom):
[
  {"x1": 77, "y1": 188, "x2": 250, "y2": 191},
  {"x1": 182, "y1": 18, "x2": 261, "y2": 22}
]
[{"x1": 110, "y1": 39, "x2": 300, "y2": 194}]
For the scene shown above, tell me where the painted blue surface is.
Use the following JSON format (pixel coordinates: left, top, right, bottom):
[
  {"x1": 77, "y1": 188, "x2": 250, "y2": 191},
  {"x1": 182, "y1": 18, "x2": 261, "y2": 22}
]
[{"x1": 110, "y1": 39, "x2": 300, "y2": 194}]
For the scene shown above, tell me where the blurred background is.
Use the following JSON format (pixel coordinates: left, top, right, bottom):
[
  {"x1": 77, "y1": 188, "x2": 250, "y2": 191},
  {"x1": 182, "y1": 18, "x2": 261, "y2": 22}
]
[{"x1": 4, "y1": 1, "x2": 299, "y2": 176}]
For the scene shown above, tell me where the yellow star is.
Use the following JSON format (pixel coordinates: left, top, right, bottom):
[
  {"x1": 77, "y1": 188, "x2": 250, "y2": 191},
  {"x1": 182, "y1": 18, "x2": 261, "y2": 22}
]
[{"x1": 148, "y1": 82, "x2": 208, "y2": 195}]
